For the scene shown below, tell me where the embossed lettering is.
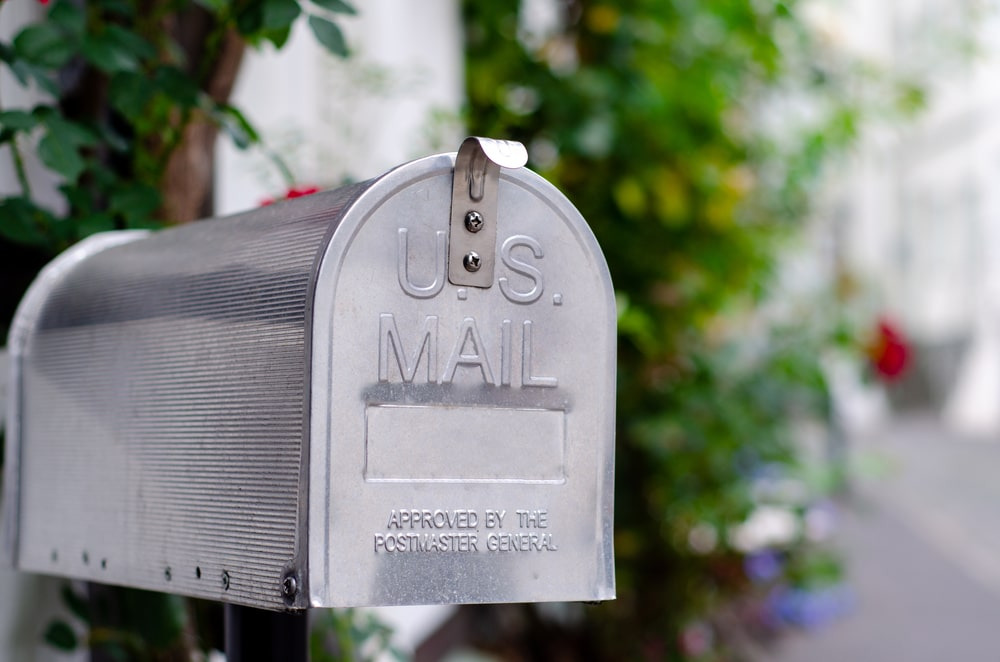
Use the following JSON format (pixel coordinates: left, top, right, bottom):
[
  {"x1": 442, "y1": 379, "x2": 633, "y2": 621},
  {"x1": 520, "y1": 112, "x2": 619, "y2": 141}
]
[
  {"x1": 500, "y1": 320, "x2": 512, "y2": 386},
  {"x1": 442, "y1": 317, "x2": 496, "y2": 385},
  {"x1": 484, "y1": 509, "x2": 507, "y2": 528},
  {"x1": 378, "y1": 315, "x2": 558, "y2": 387},
  {"x1": 522, "y1": 321, "x2": 557, "y2": 388},
  {"x1": 378, "y1": 314, "x2": 438, "y2": 383},
  {"x1": 499, "y1": 235, "x2": 545, "y2": 304},
  {"x1": 375, "y1": 533, "x2": 479, "y2": 553},
  {"x1": 386, "y1": 509, "x2": 479, "y2": 529},
  {"x1": 486, "y1": 532, "x2": 558, "y2": 552},
  {"x1": 515, "y1": 509, "x2": 549, "y2": 528},
  {"x1": 397, "y1": 228, "x2": 446, "y2": 298}
]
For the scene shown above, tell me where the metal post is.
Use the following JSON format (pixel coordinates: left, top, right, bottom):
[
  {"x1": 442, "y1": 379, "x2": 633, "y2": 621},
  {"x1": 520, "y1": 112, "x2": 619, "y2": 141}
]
[{"x1": 224, "y1": 604, "x2": 308, "y2": 662}]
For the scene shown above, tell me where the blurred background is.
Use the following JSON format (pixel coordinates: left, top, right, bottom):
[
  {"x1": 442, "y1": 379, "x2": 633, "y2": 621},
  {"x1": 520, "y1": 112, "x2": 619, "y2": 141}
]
[{"x1": 2, "y1": 0, "x2": 1000, "y2": 659}]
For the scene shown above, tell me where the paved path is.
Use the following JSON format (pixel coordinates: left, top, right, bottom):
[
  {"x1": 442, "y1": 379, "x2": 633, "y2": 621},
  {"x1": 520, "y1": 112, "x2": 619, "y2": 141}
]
[{"x1": 773, "y1": 415, "x2": 1000, "y2": 661}]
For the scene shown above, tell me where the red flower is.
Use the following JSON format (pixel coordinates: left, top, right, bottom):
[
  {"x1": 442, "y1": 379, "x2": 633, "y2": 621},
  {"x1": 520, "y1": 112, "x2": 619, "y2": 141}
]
[
  {"x1": 867, "y1": 318, "x2": 910, "y2": 381},
  {"x1": 38, "y1": 0, "x2": 51, "y2": 5},
  {"x1": 285, "y1": 185, "x2": 319, "y2": 198},
  {"x1": 260, "y1": 185, "x2": 319, "y2": 207}
]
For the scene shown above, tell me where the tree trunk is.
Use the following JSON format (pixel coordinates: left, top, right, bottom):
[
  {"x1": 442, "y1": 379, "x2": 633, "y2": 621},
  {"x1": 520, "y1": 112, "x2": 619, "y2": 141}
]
[{"x1": 160, "y1": 27, "x2": 246, "y2": 223}]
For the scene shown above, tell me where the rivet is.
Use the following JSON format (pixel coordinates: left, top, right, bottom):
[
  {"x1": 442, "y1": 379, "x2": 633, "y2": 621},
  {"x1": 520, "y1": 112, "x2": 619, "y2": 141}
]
[
  {"x1": 463, "y1": 252, "x2": 482, "y2": 272},
  {"x1": 282, "y1": 575, "x2": 298, "y2": 600},
  {"x1": 464, "y1": 210, "x2": 484, "y2": 233}
]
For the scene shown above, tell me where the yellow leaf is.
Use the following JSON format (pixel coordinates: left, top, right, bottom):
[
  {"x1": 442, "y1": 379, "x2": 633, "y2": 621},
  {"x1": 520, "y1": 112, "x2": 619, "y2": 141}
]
[
  {"x1": 586, "y1": 6, "x2": 620, "y2": 34},
  {"x1": 613, "y1": 177, "x2": 647, "y2": 216}
]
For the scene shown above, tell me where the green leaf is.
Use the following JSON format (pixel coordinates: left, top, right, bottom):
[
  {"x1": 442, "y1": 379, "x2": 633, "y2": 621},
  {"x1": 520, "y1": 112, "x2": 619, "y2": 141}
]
[
  {"x1": 308, "y1": 15, "x2": 348, "y2": 57},
  {"x1": 0, "y1": 198, "x2": 51, "y2": 247},
  {"x1": 13, "y1": 23, "x2": 75, "y2": 68},
  {"x1": 235, "y1": 3, "x2": 264, "y2": 34},
  {"x1": 0, "y1": 42, "x2": 15, "y2": 64},
  {"x1": 211, "y1": 103, "x2": 260, "y2": 149},
  {"x1": 261, "y1": 25, "x2": 293, "y2": 49},
  {"x1": 108, "y1": 72, "x2": 155, "y2": 119},
  {"x1": 44, "y1": 116, "x2": 98, "y2": 147},
  {"x1": 194, "y1": 0, "x2": 230, "y2": 11},
  {"x1": 96, "y1": 0, "x2": 135, "y2": 18},
  {"x1": 105, "y1": 26, "x2": 157, "y2": 61},
  {"x1": 0, "y1": 110, "x2": 38, "y2": 132},
  {"x1": 11, "y1": 61, "x2": 60, "y2": 95},
  {"x1": 311, "y1": 0, "x2": 356, "y2": 14},
  {"x1": 81, "y1": 32, "x2": 139, "y2": 73},
  {"x1": 38, "y1": 134, "x2": 85, "y2": 180},
  {"x1": 77, "y1": 213, "x2": 117, "y2": 237},
  {"x1": 48, "y1": 1, "x2": 86, "y2": 36},
  {"x1": 43, "y1": 621, "x2": 77, "y2": 651},
  {"x1": 60, "y1": 584, "x2": 90, "y2": 625},
  {"x1": 118, "y1": 589, "x2": 187, "y2": 650},
  {"x1": 98, "y1": 123, "x2": 130, "y2": 152},
  {"x1": 152, "y1": 66, "x2": 201, "y2": 108},
  {"x1": 263, "y1": 0, "x2": 301, "y2": 31},
  {"x1": 37, "y1": 118, "x2": 93, "y2": 181},
  {"x1": 109, "y1": 184, "x2": 161, "y2": 225}
]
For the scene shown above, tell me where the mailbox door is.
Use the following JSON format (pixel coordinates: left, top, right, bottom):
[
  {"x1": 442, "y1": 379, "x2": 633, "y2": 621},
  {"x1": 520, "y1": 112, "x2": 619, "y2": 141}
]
[{"x1": 309, "y1": 153, "x2": 616, "y2": 606}]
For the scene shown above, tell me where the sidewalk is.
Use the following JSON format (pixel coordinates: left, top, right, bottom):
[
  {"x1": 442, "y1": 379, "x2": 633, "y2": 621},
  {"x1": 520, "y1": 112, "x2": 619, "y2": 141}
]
[{"x1": 772, "y1": 415, "x2": 1000, "y2": 661}]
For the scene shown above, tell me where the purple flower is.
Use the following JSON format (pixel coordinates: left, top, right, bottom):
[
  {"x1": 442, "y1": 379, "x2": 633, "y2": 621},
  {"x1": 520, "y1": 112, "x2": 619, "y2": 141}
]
[{"x1": 744, "y1": 549, "x2": 783, "y2": 583}]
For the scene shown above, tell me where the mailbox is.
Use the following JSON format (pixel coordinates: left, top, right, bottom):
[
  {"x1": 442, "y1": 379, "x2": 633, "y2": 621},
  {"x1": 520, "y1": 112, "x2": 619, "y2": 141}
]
[{"x1": 2, "y1": 138, "x2": 616, "y2": 610}]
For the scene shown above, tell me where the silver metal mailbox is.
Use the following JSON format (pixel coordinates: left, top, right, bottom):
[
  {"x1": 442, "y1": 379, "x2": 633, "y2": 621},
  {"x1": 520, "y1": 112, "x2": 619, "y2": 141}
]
[{"x1": 1, "y1": 138, "x2": 616, "y2": 610}]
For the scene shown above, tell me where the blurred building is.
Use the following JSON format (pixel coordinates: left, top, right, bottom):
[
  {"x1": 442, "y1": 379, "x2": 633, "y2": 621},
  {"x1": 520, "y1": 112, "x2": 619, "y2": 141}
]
[{"x1": 821, "y1": 0, "x2": 1000, "y2": 434}]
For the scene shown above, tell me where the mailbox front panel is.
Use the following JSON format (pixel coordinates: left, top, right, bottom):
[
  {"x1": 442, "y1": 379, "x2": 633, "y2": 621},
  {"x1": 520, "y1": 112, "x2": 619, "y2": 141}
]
[{"x1": 310, "y1": 154, "x2": 616, "y2": 606}]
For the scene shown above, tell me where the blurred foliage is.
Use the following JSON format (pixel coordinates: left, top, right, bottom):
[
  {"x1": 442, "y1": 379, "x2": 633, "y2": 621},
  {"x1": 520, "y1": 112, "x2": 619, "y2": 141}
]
[
  {"x1": 462, "y1": 0, "x2": 907, "y2": 658},
  {"x1": 45, "y1": 584, "x2": 190, "y2": 660},
  {"x1": 311, "y1": 608, "x2": 405, "y2": 662},
  {"x1": 0, "y1": 0, "x2": 355, "y2": 336}
]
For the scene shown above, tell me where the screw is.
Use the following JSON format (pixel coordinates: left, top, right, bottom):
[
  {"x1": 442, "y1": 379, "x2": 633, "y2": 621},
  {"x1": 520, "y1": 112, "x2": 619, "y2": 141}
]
[
  {"x1": 464, "y1": 210, "x2": 484, "y2": 233},
  {"x1": 463, "y1": 251, "x2": 482, "y2": 272},
  {"x1": 222, "y1": 571, "x2": 231, "y2": 591},
  {"x1": 282, "y1": 575, "x2": 298, "y2": 600}
]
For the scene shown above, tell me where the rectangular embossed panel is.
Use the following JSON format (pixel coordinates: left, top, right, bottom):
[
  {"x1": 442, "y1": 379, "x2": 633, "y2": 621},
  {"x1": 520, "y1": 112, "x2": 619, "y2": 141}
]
[{"x1": 364, "y1": 405, "x2": 565, "y2": 482}]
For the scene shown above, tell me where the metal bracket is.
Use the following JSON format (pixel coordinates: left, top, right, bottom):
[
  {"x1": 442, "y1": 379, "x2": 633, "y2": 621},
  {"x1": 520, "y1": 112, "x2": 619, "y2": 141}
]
[{"x1": 448, "y1": 137, "x2": 528, "y2": 288}]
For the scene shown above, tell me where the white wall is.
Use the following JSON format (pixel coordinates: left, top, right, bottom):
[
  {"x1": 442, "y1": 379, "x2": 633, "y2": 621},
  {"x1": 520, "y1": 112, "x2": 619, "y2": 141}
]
[
  {"x1": 215, "y1": 0, "x2": 464, "y2": 215},
  {"x1": 825, "y1": 0, "x2": 1000, "y2": 432}
]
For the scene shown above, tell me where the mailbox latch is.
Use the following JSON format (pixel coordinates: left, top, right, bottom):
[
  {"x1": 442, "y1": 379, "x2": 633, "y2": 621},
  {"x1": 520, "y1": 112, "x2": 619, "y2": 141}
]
[{"x1": 448, "y1": 137, "x2": 528, "y2": 288}]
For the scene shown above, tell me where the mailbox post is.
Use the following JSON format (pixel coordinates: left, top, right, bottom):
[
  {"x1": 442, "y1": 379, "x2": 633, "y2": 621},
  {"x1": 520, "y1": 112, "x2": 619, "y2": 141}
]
[{"x1": 2, "y1": 137, "x2": 615, "y2": 653}]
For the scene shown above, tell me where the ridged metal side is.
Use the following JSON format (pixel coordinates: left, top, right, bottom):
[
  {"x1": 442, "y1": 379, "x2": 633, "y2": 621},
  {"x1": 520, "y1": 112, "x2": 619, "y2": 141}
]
[{"x1": 12, "y1": 184, "x2": 366, "y2": 609}]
